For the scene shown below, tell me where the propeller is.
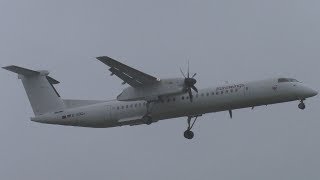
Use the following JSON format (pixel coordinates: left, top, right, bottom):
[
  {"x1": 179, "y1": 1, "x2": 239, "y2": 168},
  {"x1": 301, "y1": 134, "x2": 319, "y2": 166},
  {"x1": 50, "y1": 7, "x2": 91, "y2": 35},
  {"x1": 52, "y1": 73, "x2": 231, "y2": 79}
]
[{"x1": 180, "y1": 61, "x2": 198, "y2": 102}]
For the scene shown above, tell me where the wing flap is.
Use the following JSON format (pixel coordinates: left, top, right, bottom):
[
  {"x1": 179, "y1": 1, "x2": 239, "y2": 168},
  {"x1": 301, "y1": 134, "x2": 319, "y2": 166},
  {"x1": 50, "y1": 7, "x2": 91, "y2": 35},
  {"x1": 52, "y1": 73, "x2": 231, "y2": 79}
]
[{"x1": 109, "y1": 67, "x2": 143, "y2": 87}]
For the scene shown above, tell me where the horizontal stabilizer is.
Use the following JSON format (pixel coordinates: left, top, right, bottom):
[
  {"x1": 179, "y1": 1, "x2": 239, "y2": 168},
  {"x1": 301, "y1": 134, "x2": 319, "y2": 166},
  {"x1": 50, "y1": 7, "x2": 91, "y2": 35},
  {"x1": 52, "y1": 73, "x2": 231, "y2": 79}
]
[
  {"x1": 46, "y1": 76, "x2": 60, "y2": 84},
  {"x1": 3, "y1": 65, "x2": 60, "y2": 84},
  {"x1": 3, "y1": 65, "x2": 40, "y2": 76}
]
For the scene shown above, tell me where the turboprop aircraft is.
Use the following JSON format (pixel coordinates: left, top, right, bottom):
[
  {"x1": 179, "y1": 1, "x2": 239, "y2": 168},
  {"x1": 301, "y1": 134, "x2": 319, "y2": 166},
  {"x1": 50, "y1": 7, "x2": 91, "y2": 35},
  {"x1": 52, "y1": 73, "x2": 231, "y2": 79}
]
[{"x1": 3, "y1": 56, "x2": 318, "y2": 139}]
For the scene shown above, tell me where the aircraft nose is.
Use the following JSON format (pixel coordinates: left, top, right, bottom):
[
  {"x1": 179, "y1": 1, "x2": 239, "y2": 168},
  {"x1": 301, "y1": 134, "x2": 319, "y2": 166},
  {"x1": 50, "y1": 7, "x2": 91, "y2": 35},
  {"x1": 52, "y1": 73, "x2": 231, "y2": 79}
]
[
  {"x1": 312, "y1": 89, "x2": 318, "y2": 96},
  {"x1": 303, "y1": 87, "x2": 318, "y2": 97}
]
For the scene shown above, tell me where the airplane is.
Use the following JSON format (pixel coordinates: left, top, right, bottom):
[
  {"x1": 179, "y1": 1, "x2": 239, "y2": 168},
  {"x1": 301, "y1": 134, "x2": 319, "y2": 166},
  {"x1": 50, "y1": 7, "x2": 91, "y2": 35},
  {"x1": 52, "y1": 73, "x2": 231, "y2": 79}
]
[{"x1": 3, "y1": 56, "x2": 318, "y2": 139}]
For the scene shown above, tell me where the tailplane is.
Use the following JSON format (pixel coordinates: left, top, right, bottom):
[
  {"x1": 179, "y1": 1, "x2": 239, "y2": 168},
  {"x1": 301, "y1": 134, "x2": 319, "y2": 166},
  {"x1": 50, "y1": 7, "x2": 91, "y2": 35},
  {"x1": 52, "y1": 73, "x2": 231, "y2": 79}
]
[{"x1": 3, "y1": 65, "x2": 65, "y2": 116}]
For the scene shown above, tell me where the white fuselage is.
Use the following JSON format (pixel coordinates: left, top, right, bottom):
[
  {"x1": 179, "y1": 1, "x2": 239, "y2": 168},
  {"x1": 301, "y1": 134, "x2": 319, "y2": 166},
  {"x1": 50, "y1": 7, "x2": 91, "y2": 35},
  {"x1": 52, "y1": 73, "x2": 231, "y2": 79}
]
[{"x1": 31, "y1": 78, "x2": 317, "y2": 128}]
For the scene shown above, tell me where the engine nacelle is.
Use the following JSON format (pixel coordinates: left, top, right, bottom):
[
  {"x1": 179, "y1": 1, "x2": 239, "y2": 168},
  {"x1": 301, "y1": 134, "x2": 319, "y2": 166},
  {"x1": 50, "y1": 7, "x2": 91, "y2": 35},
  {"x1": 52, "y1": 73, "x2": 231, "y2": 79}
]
[{"x1": 117, "y1": 78, "x2": 185, "y2": 101}]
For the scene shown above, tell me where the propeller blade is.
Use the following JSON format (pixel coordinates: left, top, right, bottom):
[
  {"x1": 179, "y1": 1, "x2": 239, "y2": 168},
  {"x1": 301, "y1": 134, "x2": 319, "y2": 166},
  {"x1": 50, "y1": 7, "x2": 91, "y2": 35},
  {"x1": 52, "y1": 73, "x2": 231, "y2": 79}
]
[
  {"x1": 228, "y1": 110, "x2": 233, "y2": 119},
  {"x1": 180, "y1": 60, "x2": 198, "y2": 99},
  {"x1": 180, "y1": 68, "x2": 186, "y2": 78},
  {"x1": 191, "y1": 85, "x2": 198, "y2": 93},
  {"x1": 187, "y1": 60, "x2": 190, "y2": 78},
  {"x1": 188, "y1": 88, "x2": 193, "y2": 102}
]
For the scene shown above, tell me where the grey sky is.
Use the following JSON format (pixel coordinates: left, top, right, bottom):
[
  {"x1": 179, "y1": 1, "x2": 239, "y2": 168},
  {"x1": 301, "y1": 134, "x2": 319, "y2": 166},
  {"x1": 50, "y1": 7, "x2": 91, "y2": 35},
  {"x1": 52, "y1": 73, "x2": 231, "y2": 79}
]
[{"x1": 0, "y1": 0, "x2": 319, "y2": 179}]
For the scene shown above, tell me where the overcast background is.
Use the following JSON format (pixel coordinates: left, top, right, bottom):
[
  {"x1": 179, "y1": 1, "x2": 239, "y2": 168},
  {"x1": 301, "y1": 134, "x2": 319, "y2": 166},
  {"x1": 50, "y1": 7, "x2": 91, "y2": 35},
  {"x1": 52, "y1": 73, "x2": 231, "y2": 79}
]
[{"x1": 0, "y1": 0, "x2": 319, "y2": 179}]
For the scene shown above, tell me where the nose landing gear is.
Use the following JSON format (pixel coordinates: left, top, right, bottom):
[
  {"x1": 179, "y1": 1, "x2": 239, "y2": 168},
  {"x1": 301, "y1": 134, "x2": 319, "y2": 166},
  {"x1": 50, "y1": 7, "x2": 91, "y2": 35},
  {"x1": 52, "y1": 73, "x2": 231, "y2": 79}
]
[
  {"x1": 143, "y1": 97, "x2": 163, "y2": 125},
  {"x1": 298, "y1": 99, "x2": 306, "y2": 110},
  {"x1": 184, "y1": 116, "x2": 198, "y2": 139}
]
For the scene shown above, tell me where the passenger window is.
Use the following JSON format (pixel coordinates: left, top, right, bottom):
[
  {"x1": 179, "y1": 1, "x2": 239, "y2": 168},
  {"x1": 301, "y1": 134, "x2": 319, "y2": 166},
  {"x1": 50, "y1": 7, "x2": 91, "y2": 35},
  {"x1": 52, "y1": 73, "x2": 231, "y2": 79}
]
[
  {"x1": 230, "y1": 89, "x2": 233, "y2": 93},
  {"x1": 182, "y1": 96, "x2": 185, "y2": 100},
  {"x1": 211, "y1": 92, "x2": 214, "y2": 95},
  {"x1": 221, "y1": 91, "x2": 224, "y2": 94},
  {"x1": 226, "y1": 90, "x2": 228, "y2": 93},
  {"x1": 216, "y1": 92, "x2": 219, "y2": 95},
  {"x1": 117, "y1": 107, "x2": 119, "y2": 110},
  {"x1": 206, "y1": 93, "x2": 209, "y2": 96},
  {"x1": 173, "y1": 98, "x2": 176, "y2": 101}
]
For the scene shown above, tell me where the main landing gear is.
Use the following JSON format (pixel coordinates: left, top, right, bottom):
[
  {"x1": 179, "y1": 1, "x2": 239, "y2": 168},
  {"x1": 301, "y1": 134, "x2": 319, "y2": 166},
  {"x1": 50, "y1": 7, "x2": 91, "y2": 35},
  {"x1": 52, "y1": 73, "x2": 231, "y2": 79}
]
[
  {"x1": 298, "y1": 100, "x2": 306, "y2": 110},
  {"x1": 184, "y1": 116, "x2": 198, "y2": 139},
  {"x1": 142, "y1": 99, "x2": 160, "y2": 125},
  {"x1": 142, "y1": 115, "x2": 153, "y2": 125}
]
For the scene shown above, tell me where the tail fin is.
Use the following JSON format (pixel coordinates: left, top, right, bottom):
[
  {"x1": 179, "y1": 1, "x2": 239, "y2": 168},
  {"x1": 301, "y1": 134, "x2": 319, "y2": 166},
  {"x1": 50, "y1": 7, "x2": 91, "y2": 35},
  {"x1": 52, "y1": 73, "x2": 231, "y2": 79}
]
[{"x1": 3, "y1": 65, "x2": 65, "y2": 116}]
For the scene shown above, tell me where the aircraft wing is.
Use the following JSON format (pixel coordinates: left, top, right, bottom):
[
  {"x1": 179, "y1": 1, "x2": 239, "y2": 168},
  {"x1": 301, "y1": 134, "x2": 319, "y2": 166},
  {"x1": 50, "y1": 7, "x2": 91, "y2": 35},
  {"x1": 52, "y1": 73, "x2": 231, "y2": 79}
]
[{"x1": 96, "y1": 56, "x2": 159, "y2": 87}]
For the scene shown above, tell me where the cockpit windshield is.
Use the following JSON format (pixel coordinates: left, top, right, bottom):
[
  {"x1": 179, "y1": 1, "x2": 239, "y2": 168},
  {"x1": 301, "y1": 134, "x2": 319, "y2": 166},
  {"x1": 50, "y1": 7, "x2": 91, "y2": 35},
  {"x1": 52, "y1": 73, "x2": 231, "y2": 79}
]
[{"x1": 278, "y1": 78, "x2": 300, "y2": 83}]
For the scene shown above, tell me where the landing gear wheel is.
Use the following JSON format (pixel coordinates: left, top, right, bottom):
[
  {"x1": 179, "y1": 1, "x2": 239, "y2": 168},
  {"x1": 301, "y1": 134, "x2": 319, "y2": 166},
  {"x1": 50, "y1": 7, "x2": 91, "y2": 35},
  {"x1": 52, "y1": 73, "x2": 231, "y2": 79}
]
[
  {"x1": 298, "y1": 102, "x2": 305, "y2": 110},
  {"x1": 184, "y1": 130, "x2": 194, "y2": 139},
  {"x1": 142, "y1": 115, "x2": 153, "y2": 125},
  {"x1": 183, "y1": 116, "x2": 198, "y2": 139}
]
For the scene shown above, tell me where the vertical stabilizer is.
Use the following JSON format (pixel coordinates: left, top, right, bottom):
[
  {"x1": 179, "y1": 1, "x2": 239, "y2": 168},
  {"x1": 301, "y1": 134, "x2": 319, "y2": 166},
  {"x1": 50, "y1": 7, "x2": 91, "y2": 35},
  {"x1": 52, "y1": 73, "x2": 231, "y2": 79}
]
[{"x1": 3, "y1": 65, "x2": 65, "y2": 116}]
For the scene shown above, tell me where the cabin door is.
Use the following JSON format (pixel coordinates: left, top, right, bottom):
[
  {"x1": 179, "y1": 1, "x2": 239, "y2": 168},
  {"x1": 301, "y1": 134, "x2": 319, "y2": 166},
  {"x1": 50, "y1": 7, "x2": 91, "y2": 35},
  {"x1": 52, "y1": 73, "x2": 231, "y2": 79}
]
[
  {"x1": 105, "y1": 105, "x2": 112, "y2": 120},
  {"x1": 244, "y1": 86, "x2": 251, "y2": 97}
]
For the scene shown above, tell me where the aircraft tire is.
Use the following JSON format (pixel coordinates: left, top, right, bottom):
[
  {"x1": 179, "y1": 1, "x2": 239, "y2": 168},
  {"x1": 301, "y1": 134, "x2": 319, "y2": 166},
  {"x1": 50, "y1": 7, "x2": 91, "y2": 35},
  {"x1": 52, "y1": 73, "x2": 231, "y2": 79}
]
[
  {"x1": 298, "y1": 102, "x2": 306, "y2": 110},
  {"x1": 184, "y1": 130, "x2": 194, "y2": 139}
]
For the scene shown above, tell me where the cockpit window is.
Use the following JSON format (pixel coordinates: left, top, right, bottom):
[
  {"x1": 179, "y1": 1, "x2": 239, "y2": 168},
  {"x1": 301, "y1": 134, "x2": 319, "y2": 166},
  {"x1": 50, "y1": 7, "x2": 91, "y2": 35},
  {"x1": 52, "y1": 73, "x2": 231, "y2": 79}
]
[
  {"x1": 278, "y1": 78, "x2": 299, "y2": 83},
  {"x1": 278, "y1": 78, "x2": 289, "y2": 83},
  {"x1": 289, "y1": 78, "x2": 299, "y2": 82}
]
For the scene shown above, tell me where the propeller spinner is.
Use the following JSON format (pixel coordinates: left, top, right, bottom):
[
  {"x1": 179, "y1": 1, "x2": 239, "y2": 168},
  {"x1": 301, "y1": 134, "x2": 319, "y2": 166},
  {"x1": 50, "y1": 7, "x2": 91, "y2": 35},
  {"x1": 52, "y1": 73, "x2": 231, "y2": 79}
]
[{"x1": 180, "y1": 61, "x2": 198, "y2": 102}]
